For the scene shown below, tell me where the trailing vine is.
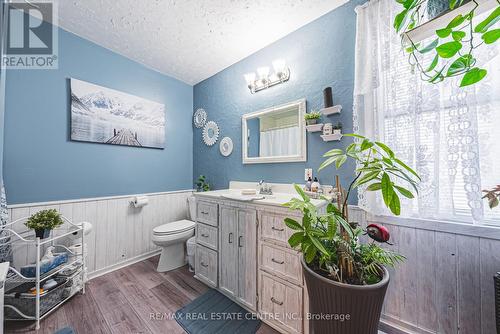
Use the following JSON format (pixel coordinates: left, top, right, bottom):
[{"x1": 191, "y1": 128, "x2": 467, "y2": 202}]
[{"x1": 394, "y1": 0, "x2": 500, "y2": 86}]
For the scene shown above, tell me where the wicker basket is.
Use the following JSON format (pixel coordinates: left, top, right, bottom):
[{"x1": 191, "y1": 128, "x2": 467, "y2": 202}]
[
  {"x1": 495, "y1": 272, "x2": 500, "y2": 334},
  {"x1": 4, "y1": 277, "x2": 69, "y2": 319}
]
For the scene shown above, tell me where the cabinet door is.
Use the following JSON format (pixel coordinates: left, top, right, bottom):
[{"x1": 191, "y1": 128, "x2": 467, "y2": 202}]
[
  {"x1": 237, "y1": 208, "x2": 257, "y2": 310},
  {"x1": 219, "y1": 205, "x2": 238, "y2": 297}
]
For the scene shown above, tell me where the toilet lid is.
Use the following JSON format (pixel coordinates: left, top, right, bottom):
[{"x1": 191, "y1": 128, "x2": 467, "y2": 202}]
[{"x1": 153, "y1": 220, "x2": 196, "y2": 235}]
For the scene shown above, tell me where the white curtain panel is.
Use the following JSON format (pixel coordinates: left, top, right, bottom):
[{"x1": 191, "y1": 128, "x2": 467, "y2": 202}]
[
  {"x1": 354, "y1": 0, "x2": 500, "y2": 224},
  {"x1": 260, "y1": 126, "x2": 300, "y2": 157}
]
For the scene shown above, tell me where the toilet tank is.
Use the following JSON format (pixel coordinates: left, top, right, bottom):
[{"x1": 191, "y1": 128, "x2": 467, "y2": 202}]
[{"x1": 187, "y1": 196, "x2": 196, "y2": 221}]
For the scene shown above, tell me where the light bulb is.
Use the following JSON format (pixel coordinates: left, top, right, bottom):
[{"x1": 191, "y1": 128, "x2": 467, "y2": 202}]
[
  {"x1": 272, "y1": 59, "x2": 286, "y2": 74},
  {"x1": 244, "y1": 72, "x2": 256, "y2": 85},
  {"x1": 257, "y1": 67, "x2": 270, "y2": 80}
]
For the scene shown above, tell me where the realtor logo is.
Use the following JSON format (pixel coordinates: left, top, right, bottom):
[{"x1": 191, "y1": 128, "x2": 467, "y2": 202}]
[{"x1": 2, "y1": 1, "x2": 58, "y2": 69}]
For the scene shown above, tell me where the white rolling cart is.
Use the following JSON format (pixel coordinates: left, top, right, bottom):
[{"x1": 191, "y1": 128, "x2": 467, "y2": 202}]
[{"x1": 0, "y1": 216, "x2": 86, "y2": 330}]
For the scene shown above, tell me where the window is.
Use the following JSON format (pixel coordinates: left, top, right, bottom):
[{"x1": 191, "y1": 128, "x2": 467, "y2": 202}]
[{"x1": 354, "y1": 0, "x2": 500, "y2": 225}]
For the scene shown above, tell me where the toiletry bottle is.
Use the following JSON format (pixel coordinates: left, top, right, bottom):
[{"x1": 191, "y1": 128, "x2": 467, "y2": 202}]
[
  {"x1": 311, "y1": 177, "x2": 320, "y2": 193},
  {"x1": 305, "y1": 177, "x2": 312, "y2": 191}
]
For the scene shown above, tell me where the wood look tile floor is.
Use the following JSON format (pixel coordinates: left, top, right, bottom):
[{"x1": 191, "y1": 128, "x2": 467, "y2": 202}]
[{"x1": 5, "y1": 256, "x2": 279, "y2": 334}]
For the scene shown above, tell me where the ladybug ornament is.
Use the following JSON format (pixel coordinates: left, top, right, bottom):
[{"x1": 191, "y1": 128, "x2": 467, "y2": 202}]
[{"x1": 366, "y1": 223, "x2": 392, "y2": 245}]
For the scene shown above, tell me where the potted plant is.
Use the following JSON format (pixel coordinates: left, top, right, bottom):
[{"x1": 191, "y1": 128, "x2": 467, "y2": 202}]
[
  {"x1": 283, "y1": 134, "x2": 420, "y2": 334},
  {"x1": 332, "y1": 122, "x2": 343, "y2": 135},
  {"x1": 305, "y1": 110, "x2": 321, "y2": 125},
  {"x1": 25, "y1": 209, "x2": 64, "y2": 239},
  {"x1": 195, "y1": 175, "x2": 210, "y2": 192}
]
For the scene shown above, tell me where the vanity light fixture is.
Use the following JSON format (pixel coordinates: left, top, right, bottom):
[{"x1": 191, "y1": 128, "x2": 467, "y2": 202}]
[{"x1": 244, "y1": 59, "x2": 290, "y2": 93}]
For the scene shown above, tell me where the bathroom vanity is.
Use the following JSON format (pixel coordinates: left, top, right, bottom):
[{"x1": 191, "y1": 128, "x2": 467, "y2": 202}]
[{"x1": 193, "y1": 182, "x2": 328, "y2": 334}]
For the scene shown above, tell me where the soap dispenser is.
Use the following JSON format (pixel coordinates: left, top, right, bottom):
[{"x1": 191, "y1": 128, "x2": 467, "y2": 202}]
[
  {"x1": 311, "y1": 177, "x2": 320, "y2": 193},
  {"x1": 305, "y1": 177, "x2": 312, "y2": 191}
]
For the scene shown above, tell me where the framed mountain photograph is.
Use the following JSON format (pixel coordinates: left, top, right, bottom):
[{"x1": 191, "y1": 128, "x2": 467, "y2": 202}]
[{"x1": 70, "y1": 78, "x2": 165, "y2": 149}]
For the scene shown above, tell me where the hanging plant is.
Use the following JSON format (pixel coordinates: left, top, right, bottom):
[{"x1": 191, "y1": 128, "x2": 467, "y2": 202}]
[{"x1": 394, "y1": 0, "x2": 500, "y2": 87}]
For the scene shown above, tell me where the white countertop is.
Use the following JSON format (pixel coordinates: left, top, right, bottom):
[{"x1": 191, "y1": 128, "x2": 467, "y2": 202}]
[{"x1": 193, "y1": 188, "x2": 329, "y2": 208}]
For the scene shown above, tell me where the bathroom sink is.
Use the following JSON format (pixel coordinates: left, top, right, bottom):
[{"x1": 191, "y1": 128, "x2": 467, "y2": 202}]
[{"x1": 220, "y1": 193, "x2": 265, "y2": 202}]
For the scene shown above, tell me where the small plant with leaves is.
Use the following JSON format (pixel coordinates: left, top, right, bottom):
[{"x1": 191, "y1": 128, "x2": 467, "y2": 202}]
[
  {"x1": 25, "y1": 209, "x2": 64, "y2": 231},
  {"x1": 395, "y1": 0, "x2": 500, "y2": 86},
  {"x1": 304, "y1": 110, "x2": 322, "y2": 120},
  {"x1": 483, "y1": 184, "x2": 500, "y2": 208},
  {"x1": 332, "y1": 122, "x2": 343, "y2": 130},
  {"x1": 283, "y1": 134, "x2": 419, "y2": 284},
  {"x1": 195, "y1": 175, "x2": 210, "y2": 192}
]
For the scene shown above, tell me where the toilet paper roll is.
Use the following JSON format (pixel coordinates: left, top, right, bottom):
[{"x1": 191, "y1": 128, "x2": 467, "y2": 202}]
[{"x1": 132, "y1": 196, "x2": 149, "y2": 208}]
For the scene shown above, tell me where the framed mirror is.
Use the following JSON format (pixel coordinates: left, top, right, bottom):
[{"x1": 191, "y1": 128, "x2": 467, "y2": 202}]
[{"x1": 242, "y1": 98, "x2": 306, "y2": 164}]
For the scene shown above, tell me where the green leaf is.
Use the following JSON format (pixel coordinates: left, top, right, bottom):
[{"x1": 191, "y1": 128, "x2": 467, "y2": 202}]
[
  {"x1": 418, "y1": 39, "x2": 439, "y2": 53},
  {"x1": 294, "y1": 183, "x2": 310, "y2": 202},
  {"x1": 482, "y1": 29, "x2": 500, "y2": 44},
  {"x1": 375, "y1": 141, "x2": 395, "y2": 158},
  {"x1": 449, "y1": 0, "x2": 458, "y2": 9},
  {"x1": 451, "y1": 31, "x2": 466, "y2": 41},
  {"x1": 360, "y1": 139, "x2": 374, "y2": 151},
  {"x1": 447, "y1": 54, "x2": 474, "y2": 77},
  {"x1": 394, "y1": 158, "x2": 420, "y2": 180},
  {"x1": 319, "y1": 156, "x2": 338, "y2": 171},
  {"x1": 394, "y1": 9, "x2": 408, "y2": 32},
  {"x1": 366, "y1": 182, "x2": 382, "y2": 191},
  {"x1": 327, "y1": 217, "x2": 337, "y2": 238},
  {"x1": 323, "y1": 148, "x2": 343, "y2": 157},
  {"x1": 389, "y1": 193, "x2": 401, "y2": 215},
  {"x1": 305, "y1": 242, "x2": 316, "y2": 263},
  {"x1": 310, "y1": 236, "x2": 329, "y2": 256},
  {"x1": 436, "y1": 28, "x2": 452, "y2": 38},
  {"x1": 353, "y1": 171, "x2": 380, "y2": 188},
  {"x1": 394, "y1": 185, "x2": 414, "y2": 198},
  {"x1": 403, "y1": 0, "x2": 418, "y2": 9},
  {"x1": 336, "y1": 155, "x2": 347, "y2": 169},
  {"x1": 474, "y1": 7, "x2": 500, "y2": 33},
  {"x1": 446, "y1": 14, "x2": 465, "y2": 29},
  {"x1": 426, "y1": 54, "x2": 439, "y2": 72},
  {"x1": 343, "y1": 133, "x2": 365, "y2": 139},
  {"x1": 288, "y1": 232, "x2": 304, "y2": 248},
  {"x1": 381, "y1": 173, "x2": 394, "y2": 207},
  {"x1": 436, "y1": 41, "x2": 462, "y2": 58},
  {"x1": 284, "y1": 218, "x2": 303, "y2": 231},
  {"x1": 460, "y1": 67, "x2": 487, "y2": 87},
  {"x1": 429, "y1": 65, "x2": 446, "y2": 83},
  {"x1": 336, "y1": 215, "x2": 354, "y2": 239}
]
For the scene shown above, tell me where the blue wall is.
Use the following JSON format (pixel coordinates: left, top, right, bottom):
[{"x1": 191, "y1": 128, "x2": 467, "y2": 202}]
[
  {"x1": 193, "y1": 0, "x2": 363, "y2": 203},
  {"x1": 4, "y1": 27, "x2": 193, "y2": 204}
]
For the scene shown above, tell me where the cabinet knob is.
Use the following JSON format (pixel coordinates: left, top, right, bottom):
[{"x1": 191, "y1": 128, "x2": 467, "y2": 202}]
[
  {"x1": 200, "y1": 261, "x2": 208, "y2": 268},
  {"x1": 228, "y1": 232, "x2": 233, "y2": 244},
  {"x1": 238, "y1": 236, "x2": 243, "y2": 247},
  {"x1": 271, "y1": 226, "x2": 284, "y2": 232},
  {"x1": 271, "y1": 297, "x2": 283, "y2": 305},
  {"x1": 271, "y1": 258, "x2": 285, "y2": 265},
  {"x1": 201, "y1": 233, "x2": 209, "y2": 238}
]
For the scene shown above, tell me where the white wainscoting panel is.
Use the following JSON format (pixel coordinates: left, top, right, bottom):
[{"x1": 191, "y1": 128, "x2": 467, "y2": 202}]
[
  {"x1": 350, "y1": 206, "x2": 500, "y2": 334},
  {"x1": 7, "y1": 190, "x2": 193, "y2": 276}
]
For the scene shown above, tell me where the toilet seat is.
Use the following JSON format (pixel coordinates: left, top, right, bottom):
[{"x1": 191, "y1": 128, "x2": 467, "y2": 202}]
[{"x1": 153, "y1": 220, "x2": 195, "y2": 236}]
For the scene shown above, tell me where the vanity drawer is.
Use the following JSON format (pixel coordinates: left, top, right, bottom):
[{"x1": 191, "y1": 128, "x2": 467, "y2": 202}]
[
  {"x1": 260, "y1": 242, "x2": 302, "y2": 285},
  {"x1": 259, "y1": 271, "x2": 303, "y2": 334},
  {"x1": 196, "y1": 223, "x2": 218, "y2": 250},
  {"x1": 260, "y1": 213, "x2": 295, "y2": 246},
  {"x1": 197, "y1": 201, "x2": 218, "y2": 226},
  {"x1": 195, "y1": 245, "x2": 217, "y2": 287}
]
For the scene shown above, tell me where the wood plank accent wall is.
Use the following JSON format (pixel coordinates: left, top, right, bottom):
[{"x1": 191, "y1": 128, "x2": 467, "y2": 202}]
[
  {"x1": 7, "y1": 190, "x2": 193, "y2": 277},
  {"x1": 351, "y1": 206, "x2": 500, "y2": 334}
]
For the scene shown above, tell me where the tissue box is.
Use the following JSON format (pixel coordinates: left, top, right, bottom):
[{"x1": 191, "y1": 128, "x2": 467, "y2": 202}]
[{"x1": 20, "y1": 253, "x2": 68, "y2": 278}]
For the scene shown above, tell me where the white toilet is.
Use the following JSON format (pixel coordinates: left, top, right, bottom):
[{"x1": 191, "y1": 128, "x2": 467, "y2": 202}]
[{"x1": 152, "y1": 196, "x2": 196, "y2": 272}]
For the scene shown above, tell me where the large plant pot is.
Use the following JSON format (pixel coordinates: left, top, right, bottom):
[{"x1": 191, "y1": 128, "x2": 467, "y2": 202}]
[
  {"x1": 34, "y1": 228, "x2": 51, "y2": 239},
  {"x1": 302, "y1": 258, "x2": 389, "y2": 334}
]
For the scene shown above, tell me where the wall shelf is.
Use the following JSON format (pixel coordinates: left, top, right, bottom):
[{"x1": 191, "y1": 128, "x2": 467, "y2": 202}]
[
  {"x1": 402, "y1": 0, "x2": 497, "y2": 44},
  {"x1": 306, "y1": 123, "x2": 323, "y2": 132},
  {"x1": 321, "y1": 133, "x2": 342, "y2": 142},
  {"x1": 320, "y1": 105, "x2": 342, "y2": 116}
]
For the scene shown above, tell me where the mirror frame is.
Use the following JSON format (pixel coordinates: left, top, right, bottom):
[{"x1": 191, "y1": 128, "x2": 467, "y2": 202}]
[{"x1": 242, "y1": 98, "x2": 307, "y2": 164}]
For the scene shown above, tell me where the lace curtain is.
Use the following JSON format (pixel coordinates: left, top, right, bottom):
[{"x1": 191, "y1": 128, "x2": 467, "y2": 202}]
[{"x1": 354, "y1": 0, "x2": 500, "y2": 224}]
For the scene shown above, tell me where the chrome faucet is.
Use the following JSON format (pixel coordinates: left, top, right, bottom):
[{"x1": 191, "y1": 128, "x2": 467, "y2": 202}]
[{"x1": 258, "y1": 180, "x2": 273, "y2": 195}]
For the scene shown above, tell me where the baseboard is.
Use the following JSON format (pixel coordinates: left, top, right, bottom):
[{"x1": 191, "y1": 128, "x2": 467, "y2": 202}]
[{"x1": 88, "y1": 249, "x2": 161, "y2": 280}]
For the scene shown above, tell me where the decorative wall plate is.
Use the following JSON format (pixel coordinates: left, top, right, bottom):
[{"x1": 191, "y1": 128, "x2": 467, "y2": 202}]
[
  {"x1": 219, "y1": 137, "x2": 233, "y2": 156},
  {"x1": 202, "y1": 121, "x2": 219, "y2": 146},
  {"x1": 193, "y1": 108, "x2": 207, "y2": 128}
]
